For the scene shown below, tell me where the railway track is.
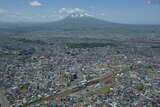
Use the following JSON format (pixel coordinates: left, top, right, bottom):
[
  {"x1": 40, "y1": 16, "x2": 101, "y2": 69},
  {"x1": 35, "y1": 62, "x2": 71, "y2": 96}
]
[{"x1": 21, "y1": 72, "x2": 114, "y2": 107}]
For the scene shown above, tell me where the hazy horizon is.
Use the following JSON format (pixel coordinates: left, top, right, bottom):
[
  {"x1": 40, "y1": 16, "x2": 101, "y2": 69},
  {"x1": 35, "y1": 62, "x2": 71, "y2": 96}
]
[{"x1": 0, "y1": 0, "x2": 160, "y2": 24}]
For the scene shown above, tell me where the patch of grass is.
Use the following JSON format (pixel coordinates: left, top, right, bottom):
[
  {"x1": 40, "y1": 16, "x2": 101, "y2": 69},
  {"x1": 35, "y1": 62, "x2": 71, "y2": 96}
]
[
  {"x1": 67, "y1": 42, "x2": 118, "y2": 48},
  {"x1": 144, "y1": 65, "x2": 154, "y2": 70},
  {"x1": 99, "y1": 84, "x2": 112, "y2": 95},
  {"x1": 15, "y1": 38, "x2": 46, "y2": 45},
  {"x1": 0, "y1": 52, "x2": 16, "y2": 56},
  {"x1": 19, "y1": 85, "x2": 28, "y2": 91},
  {"x1": 134, "y1": 85, "x2": 144, "y2": 91},
  {"x1": 86, "y1": 75, "x2": 95, "y2": 80}
]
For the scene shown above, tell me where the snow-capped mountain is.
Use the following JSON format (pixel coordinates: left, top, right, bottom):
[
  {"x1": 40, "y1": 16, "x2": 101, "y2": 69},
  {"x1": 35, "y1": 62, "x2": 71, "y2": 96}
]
[
  {"x1": 67, "y1": 12, "x2": 91, "y2": 18},
  {"x1": 40, "y1": 12, "x2": 118, "y2": 30},
  {"x1": 58, "y1": 8, "x2": 91, "y2": 19}
]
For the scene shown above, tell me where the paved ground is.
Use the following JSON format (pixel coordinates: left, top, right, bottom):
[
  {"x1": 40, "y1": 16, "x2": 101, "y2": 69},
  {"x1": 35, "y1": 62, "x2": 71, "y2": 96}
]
[{"x1": 0, "y1": 90, "x2": 10, "y2": 107}]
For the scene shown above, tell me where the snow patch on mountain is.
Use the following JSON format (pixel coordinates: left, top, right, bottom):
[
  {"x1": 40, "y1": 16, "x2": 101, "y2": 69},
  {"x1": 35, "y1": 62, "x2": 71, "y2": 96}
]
[{"x1": 58, "y1": 8, "x2": 92, "y2": 18}]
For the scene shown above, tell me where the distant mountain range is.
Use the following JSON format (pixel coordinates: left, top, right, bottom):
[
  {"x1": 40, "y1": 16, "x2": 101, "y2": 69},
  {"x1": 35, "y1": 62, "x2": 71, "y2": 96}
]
[{"x1": 0, "y1": 13, "x2": 160, "y2": 33}]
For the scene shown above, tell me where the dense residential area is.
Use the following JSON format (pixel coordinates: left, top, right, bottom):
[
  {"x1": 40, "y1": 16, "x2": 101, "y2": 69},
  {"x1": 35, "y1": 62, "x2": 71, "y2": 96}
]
[{"x1": 0, "y1": 22, "x2": 160, "y2": 106}]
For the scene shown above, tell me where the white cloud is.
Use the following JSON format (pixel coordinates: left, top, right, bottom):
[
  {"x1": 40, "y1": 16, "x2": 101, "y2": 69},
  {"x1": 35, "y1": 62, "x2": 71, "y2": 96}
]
[
  {"x1": 0, "y1": 8, "x2": 62, "y2": 22},
  {"x1": 58, "y1": 8, "x2": 85, "y2": 14},
  {"x1": 57, "y1": 8, "x2": 93, "y2": 18},
  {"x1": 0, "y1": 8, "x2": 9, "y2": 14},
  {"x1": 100, "y1": 13, "x2": 105, "y2": 16},
  {"x1": 0, "y1": 8, "x2": 93, "y2": 22},
  {"x1": 0, "y1": 8, "x2": 33, "y2": 22},
  {"x1": 30, "y1": 1, "x2": 42, "y2": 7}
]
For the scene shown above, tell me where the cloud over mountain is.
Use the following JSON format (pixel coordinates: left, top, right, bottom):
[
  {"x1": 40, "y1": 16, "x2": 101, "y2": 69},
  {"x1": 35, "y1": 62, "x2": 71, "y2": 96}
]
[
  {"x1": 58, "y1": 8, "x2": 85, "y2": 14},
  {"x1": 58, "y1": 8, "x2": 92, "y2": 18}
]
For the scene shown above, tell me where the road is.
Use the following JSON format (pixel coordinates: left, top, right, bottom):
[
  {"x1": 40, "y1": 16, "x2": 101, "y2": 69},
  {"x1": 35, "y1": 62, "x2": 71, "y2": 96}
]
[
  {"x1": 0, "y1": 90, "x2": 10, "y2": 107},
  {"x1": 21, "y1": 72, "x2": 114, "y2": 107}
]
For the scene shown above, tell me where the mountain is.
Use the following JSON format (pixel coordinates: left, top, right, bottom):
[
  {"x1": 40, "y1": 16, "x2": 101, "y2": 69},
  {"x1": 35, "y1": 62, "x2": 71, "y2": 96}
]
[
  {"x1": 42, "y1": 13, "x2": 119, "y2": 30},
  {"x1": 0, "y1": 13, "x2": 160, "y2": 34}
]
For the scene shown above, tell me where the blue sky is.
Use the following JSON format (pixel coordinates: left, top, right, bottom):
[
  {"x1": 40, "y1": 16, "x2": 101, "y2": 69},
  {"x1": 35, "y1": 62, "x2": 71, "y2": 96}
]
[{"x1": 0, "y1": 0, "x2": 160, "y2": 24}]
